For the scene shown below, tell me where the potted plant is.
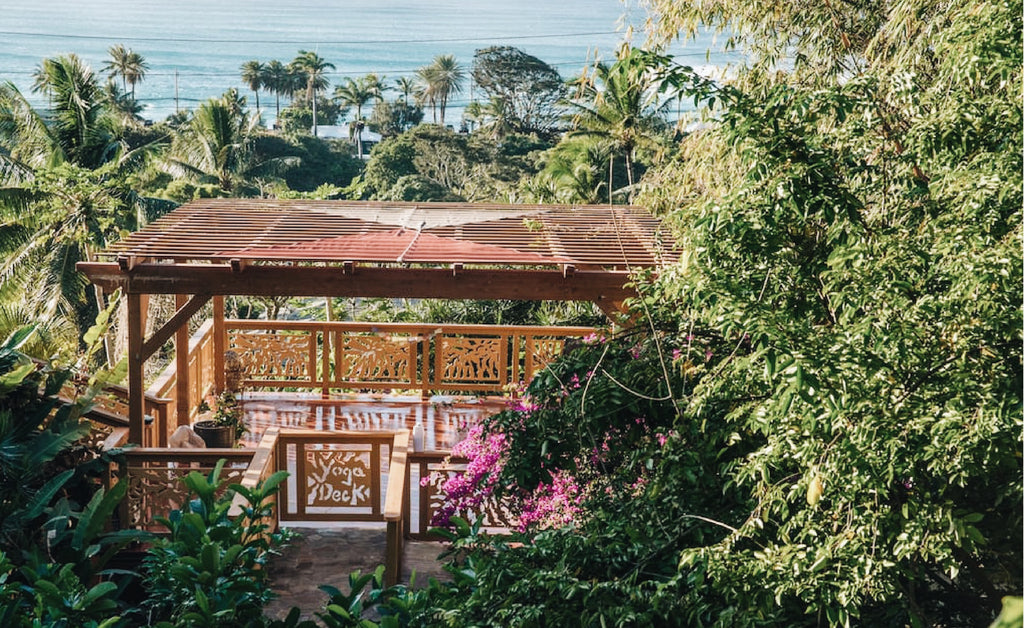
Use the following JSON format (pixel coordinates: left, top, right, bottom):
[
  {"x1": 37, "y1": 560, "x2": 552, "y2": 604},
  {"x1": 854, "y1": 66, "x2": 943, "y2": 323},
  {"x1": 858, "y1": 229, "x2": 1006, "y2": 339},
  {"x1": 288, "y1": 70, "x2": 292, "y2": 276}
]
[{"x1": 193, "y1": 391, "x2": 245, "y2": 448}]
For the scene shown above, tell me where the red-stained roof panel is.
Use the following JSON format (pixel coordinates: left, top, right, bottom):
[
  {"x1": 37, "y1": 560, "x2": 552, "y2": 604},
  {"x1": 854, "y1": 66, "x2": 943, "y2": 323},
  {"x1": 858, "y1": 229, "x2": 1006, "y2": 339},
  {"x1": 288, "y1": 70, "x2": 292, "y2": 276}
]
[
  {"x1": 100, "y1": 199, "x2": 673, "y2": 268},
  {"x1": 222, "y1": 229, "x2": 572, "y2": 265}
]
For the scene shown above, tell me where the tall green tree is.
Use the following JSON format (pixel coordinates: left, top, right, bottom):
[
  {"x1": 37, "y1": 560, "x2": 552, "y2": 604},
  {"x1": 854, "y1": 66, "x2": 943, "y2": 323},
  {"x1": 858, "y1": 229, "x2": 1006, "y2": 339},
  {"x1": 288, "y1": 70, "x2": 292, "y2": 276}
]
[
  {"x1": 164, "y1": 93, "x2": 296, "y2": 194},
  {"x1": 28, "y1": 54, "x2": 123, "y2": 169},
  {"x1": 261, "y1": 59, "x2": 290, "y2": 123},
  {"x1": 631, "y1": 0, "x2": 1022, "y2": 623},
  {"x1": 289, "y1": 50, "x2": 335, "y2": 136},
  {"x1": 334, "y1": 74, "x2": 385, "y2": 159},
  {"x1": 239, "y1": 60, "x2": 264, "y2": 113},
  {"x1": 416, "y1": 54, "x2": 464, "y2": 126},
  {"x1": 103, "y1": 44, "x2": 148, "y2": 99},
  {"x1": 394, "y1": 76, "x2": 415, "y2": 103},
  {"x1": 472, "y1": 46, "x2": 565, "y2": 137},
  {"x1": 0, "y1": 163, "x2": 156, "y2": 347},
  {"x1": 0, "y1": 57, "x2": 166, "y2": 347},
  {"x1": 566, "y1": 45, "x2": 672, "y2": 200}
]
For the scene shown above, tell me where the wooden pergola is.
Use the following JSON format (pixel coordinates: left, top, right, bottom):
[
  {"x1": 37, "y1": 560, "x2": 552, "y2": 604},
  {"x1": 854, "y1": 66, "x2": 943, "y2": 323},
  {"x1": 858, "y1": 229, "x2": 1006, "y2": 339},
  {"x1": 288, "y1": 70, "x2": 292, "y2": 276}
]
[{"x1": 77, "y1": 199, "x2": 673, "y2": 445}]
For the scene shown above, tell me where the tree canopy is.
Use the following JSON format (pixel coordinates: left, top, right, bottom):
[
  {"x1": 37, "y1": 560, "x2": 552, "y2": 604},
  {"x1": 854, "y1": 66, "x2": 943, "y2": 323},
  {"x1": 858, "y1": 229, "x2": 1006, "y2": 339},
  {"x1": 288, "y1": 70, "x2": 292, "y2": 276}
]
[{"x1": 471, "y1": 46, "x2": 566, "y2": 137}]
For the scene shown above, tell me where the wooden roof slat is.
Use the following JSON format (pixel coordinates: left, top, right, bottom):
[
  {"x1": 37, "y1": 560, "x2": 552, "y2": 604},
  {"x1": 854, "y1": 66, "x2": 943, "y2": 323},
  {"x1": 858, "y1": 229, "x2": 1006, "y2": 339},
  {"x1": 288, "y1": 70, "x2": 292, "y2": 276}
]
[{"x1": 98, "y1": 200, "x2": 673, "y2": 268}]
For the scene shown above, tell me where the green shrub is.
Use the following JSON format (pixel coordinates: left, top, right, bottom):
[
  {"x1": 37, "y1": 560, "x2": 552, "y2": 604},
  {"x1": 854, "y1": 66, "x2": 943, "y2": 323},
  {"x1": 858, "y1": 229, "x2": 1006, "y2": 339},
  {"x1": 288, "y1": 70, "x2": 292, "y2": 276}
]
[{"x1": 138, "y1": 461, "x2": 291, "y2": 627}]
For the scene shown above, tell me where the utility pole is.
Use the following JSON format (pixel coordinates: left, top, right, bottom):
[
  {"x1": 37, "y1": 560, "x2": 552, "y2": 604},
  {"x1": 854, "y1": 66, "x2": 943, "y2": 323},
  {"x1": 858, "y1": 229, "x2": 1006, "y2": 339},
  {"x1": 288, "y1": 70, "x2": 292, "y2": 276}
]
[{"x1": 174, "y1": 70, "x2": 179, "y2": 113}]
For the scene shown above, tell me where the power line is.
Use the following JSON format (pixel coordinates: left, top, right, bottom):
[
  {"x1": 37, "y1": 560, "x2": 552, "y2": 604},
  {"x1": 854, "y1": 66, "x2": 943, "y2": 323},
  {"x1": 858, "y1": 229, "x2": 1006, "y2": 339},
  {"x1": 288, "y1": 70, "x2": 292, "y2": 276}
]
[
  {"x1": 0, "y1": 51, "x2": 738, "y2": 79},
  {"x1": 0, "y1": 29, "x2": 623, "y2": 45}
]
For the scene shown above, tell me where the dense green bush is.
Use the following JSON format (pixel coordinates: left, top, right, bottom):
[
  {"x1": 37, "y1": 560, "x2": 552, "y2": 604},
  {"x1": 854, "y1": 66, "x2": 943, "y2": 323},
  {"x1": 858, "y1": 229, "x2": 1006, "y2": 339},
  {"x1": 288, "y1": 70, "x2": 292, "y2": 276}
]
[{"x1": 138, "y1": 461, "x2": 290, "y2": 627}]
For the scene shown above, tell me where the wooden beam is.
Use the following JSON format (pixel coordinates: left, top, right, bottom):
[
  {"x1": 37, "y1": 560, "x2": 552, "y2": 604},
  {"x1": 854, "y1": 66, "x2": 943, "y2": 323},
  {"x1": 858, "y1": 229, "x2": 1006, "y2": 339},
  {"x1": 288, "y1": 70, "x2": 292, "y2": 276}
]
[
  {"x1": 213, "y1": 296, "x2": 226, "y2": 392},
  {"x1": 126, "y1": 293, "x2": 145, "y2": 445},
  {"x1": 175, "y1": 294, "x2": 191, "y2": 427},
  {"x1": 76, "y1": 263, "x2": 636, "y2": 303},
  {"x1": 140, "y1": 293, "x2": 211, "y2": 362}
]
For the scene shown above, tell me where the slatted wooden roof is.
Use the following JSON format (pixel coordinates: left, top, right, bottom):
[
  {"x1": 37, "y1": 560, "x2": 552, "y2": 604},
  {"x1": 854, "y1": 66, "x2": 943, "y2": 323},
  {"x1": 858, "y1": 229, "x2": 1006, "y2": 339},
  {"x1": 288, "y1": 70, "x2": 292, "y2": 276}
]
[
  {"x1": 98, "y1": 199, "x2": 670, "y2": 268},
  {"x1": 79, "y1": 199, "x2": 674, "y2": 310}
]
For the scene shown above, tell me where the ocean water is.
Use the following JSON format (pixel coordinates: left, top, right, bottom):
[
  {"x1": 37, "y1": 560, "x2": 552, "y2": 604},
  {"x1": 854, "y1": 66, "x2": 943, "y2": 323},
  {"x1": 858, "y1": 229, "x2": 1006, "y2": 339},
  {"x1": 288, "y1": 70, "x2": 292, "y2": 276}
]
[{"x1": 0, "y1": 0, "x2": 739, "y2": 123}]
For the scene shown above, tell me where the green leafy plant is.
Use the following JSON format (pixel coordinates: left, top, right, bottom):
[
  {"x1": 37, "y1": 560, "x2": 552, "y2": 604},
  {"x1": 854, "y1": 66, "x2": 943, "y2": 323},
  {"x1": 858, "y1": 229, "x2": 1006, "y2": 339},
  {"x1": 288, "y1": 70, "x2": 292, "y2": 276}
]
[
  {"x1": 209, "y1": 390, "x2": 246, "y2": 441},
  {"x1": 138, "y1": 460, "x2": 290, "y2": 627}
]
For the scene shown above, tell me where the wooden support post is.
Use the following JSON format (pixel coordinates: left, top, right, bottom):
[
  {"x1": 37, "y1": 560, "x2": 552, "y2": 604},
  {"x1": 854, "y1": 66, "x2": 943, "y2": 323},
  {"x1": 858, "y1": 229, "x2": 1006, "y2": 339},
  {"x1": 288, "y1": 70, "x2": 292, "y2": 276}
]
[
  {"x1": 213, "y1": 296, "x2": 226, "y2": 392},
  {"x1": 321, "y1": 325, "x2": 331, "y2": 398},
  {"x1": 384, "y1": 430, "x2": 409, "y2": 587},
  {"x1": 386, "y1": 519, "x2": 402, "y2": 587},
  {"x1": 175, "y1": 294, "x2": 190, "y2": 427},
  {"x1": 127, "y1": 293, "x2": 146, "y2": 446}
]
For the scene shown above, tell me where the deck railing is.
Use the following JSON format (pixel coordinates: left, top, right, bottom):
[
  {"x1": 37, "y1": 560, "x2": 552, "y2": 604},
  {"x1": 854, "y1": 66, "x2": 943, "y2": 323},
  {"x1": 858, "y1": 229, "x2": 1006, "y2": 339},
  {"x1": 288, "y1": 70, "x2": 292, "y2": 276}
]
[
  {"x1": 109, "y1": 446, "x2": 255, "y2": 532},
  {"x1": 407, "y1": 451, "x2": 514, "y2": 539},
  {"x1": 147, "y1": 319, "x2": 217, "y2": 443},
  {"x1": 106, "y1": 428, "x2": 411, "y2": 586},
  {"x1": 224, "y1": 320, "x2": 594, "y2": 397}
]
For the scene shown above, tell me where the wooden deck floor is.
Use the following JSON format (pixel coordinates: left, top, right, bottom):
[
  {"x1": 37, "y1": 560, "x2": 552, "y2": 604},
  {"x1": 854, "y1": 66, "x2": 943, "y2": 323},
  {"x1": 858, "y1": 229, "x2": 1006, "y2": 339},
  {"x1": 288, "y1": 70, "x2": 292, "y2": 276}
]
[{"x1": 239, "y1": 393, "x2": 506, "y2": 451}]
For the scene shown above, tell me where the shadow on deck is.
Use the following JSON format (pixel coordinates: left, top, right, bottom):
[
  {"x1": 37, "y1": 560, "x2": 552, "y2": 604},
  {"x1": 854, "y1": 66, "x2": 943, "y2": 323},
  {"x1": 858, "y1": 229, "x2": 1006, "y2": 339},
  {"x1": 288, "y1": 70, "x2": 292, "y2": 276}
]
[{"x1": 240, "y1": 393, "x2": 506, "y2": 451}]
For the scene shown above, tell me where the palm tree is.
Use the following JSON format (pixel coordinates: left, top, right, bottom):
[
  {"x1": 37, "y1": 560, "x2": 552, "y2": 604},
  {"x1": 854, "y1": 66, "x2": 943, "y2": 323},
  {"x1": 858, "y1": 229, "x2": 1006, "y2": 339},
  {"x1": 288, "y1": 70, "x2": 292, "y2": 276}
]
[
  {"x1": 394, "y1": 76, "x2": 416, "y2": 103},
  {"x1": 334, "y1": 77, "x2": 376, "y2": 122},
  {"x1": 164, "y1": 94, "x2": 296, "y2": 193},
  {"x1": 289, "y1": 51, "x2": 335, "y2": 136},
  {"x1": 334, "y1": 75, "x2": 381, "y2": 158},
  {"x1": 363, "y1": 73, "x2": 387, "y2": 103},
  {"x1": 0, "y1": 81, "x2": 60, "y2": 174},
  {"x1": 532, "y1": 136, "x2": 612, "y2": 203},
  {"x1": 262, "y1": 60, "x2": 290, "y2": 123},
  {"x1": 566, "y1": 46, "x2": 672, "y2": 199},
  {"x1": 0, "y1": 163, "x2": 141, "y2": 346},
  {"x1": 466, "y1": 96, "x2": 514, "y2": 139},
  {"x1": 29, "y1": 54, "x2": 122, "y2": 169},
  {"x1": 103, "y1": 45, "x2": 148, "y2": 99},
  {"x1": 1, "y1": 61, "x2": 168, "y2": 350},
  {"x1": 240, "y1": 60, "x2": 265, "y2": 113},
  {"x1": 102, "y1": 80, "x2": 144, "y2": 124},
  {"x1": 416, "y1": 55, "x2": 465, "y2": 126}
]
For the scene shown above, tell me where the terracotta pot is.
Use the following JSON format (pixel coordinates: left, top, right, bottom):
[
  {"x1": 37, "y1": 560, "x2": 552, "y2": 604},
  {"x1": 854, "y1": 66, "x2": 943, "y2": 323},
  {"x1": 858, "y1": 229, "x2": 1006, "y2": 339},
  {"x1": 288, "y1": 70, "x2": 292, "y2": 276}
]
[{"x1": 193, "y1": 420, "x2": 234, "y2": 448}]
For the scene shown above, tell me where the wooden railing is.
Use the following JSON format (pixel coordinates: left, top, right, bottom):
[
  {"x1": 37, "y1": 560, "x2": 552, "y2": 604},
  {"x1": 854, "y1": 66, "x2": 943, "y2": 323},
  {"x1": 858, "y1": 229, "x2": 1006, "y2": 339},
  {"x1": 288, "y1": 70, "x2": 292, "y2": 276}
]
[
  {"x1": 109, "y1": 428, "x2": 410, "y2": 585},
  {"x1": 407, "y1": 452, "x2": 513, "y2": 539},
  {"x1": 146, "y1": 319, "x2": 217, "y2": 444},
  {"x1": 385, "y1": 431, "x2": 409, "y2": 586},
  {"x1": 58, "y1": 375, "x2": 171, "y2": 447},
  {"x1": 224, "y1": 320, "x2": 595, "y2": 397},
  {"x1": 110, "y1": 447, "x2": 255, "y2": 532},
  {"x1": 229, "y1": 426, "x2": 281, "y2": 536}
]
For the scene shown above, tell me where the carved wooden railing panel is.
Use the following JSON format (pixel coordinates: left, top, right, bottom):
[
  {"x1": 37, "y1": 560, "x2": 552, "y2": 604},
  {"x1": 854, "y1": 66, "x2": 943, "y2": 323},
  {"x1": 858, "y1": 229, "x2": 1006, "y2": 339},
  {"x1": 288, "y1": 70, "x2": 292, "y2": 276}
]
[
  {"x1": 526, "y1": 337, "x2": 567, "y2": 378},
  {"x1": 406, "y1": 452, "x2": 514, "y2": 540},
  {"x1": 276, "y1": 429, "x2": 403, "y2": 523},
  {"x1": 339, "y1": 333, "x2": 416, "y2": 384},
  {"x1": 222, "y1": 321, "x2": 595, "y2": 396},
  {"x1": 113, "y1": 449, "x2": 254, "y2": 532},
  {"x1": 435, "y1": 336, "x2": 505, "y2": 390},
  {"x1": 230, "y1": 329, "x2": 315, "y2": 385}
]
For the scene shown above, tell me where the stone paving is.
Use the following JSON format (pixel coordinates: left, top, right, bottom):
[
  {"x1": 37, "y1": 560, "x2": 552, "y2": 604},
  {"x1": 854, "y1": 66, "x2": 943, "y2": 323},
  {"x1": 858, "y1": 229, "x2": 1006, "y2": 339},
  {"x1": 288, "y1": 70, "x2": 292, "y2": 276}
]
[{"x1": 264, "y1": 526, "x2": 451, "y2": 622}]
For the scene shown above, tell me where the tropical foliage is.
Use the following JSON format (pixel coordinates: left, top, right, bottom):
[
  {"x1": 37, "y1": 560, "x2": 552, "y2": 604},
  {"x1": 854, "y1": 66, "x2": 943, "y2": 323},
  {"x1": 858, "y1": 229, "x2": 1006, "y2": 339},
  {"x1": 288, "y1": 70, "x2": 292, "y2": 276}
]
[
  {"x1": 163, "y1": 92, "x2": 297, "y2": 194},
  {"x1": 104, "y1": 45, "x2": 148, "y2": 100},
  {"x1": 416, "y1": 54, "x2": 465, "y2": 126},
  {"x1": 471, "y1": 46, "x2": 566, "y2": 138},
  {"x1": 393, "y1": 0, "x2": 1022, "y2": 626},
  {"x1": 0, "y1": 1, "x2": 1019, "y2": 623}
]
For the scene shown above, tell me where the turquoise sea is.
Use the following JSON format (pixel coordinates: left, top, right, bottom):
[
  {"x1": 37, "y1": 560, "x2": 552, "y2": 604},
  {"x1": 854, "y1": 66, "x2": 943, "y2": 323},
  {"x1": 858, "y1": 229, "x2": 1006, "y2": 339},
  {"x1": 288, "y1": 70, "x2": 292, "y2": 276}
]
[{"x1": 0, "y1": 0, "x2": 739, "y2": 123}]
